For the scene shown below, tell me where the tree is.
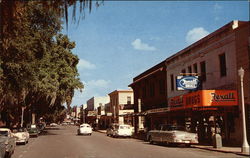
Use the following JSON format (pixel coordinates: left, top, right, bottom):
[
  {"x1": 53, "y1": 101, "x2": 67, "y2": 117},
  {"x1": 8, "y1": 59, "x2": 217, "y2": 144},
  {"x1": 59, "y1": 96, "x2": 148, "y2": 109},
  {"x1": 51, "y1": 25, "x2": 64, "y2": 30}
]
[{"x1": 0, "y1": 1, "x2": 83, "y2": 127}]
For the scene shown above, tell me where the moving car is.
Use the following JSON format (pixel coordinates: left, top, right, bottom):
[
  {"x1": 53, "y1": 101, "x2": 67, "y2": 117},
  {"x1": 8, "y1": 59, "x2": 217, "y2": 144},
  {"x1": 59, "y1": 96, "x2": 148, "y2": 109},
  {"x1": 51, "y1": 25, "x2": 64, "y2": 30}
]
[
  {"x1": 0, "y1": 128, "x2": 16, "y2": 158},
  {"x1": 147, "y1": 124, "x2": 198, "y2": 146},
  {"x1": 106, "y1": 124, "x2": 133, "y2": 138},
  {"x1": 77, "y1": 124, "x2": 92, "y2": 135},
  {"x1": 12, "y1": 128, "x2": 29, "y2": 145}
]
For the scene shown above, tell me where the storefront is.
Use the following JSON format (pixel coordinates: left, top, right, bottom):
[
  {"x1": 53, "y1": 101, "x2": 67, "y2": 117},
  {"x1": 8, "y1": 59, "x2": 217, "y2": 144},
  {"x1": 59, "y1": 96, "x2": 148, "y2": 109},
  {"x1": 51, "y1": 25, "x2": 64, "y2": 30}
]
[{"x1": 145, "y1": 90, "x2": 239, "y2": 144}]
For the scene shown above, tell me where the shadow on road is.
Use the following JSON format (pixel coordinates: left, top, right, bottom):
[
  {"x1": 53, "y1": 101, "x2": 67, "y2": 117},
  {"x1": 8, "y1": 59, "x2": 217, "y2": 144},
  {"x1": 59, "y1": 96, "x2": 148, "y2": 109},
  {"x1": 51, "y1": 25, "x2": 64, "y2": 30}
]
[
  {"x1": 38, "y1": 130, "x2": 58, "y2": 136},
  {"x1": 44, "y1": 127, "x2": 62, "y2": 130}
]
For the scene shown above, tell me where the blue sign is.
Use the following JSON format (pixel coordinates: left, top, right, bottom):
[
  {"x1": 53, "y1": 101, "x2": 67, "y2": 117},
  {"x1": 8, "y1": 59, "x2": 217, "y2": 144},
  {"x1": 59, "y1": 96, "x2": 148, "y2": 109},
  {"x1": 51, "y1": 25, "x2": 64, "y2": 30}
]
[{"x1": 176, "y1": 76, "x2": 200, "y2": 90}]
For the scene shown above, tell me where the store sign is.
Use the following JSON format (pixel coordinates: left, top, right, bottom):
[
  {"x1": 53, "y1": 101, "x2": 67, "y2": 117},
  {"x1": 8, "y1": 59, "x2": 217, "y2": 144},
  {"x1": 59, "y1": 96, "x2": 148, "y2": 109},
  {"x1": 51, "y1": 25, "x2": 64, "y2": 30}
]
[
  {"x1": 176, "y1": 76, "x2": 199, "y2": 90},
  {"x1": 168, "y1": 90, "x2": 238, "y2": 111},
  {"x1": 169, "y1": 95, "x2": 184, "y2": 110}
]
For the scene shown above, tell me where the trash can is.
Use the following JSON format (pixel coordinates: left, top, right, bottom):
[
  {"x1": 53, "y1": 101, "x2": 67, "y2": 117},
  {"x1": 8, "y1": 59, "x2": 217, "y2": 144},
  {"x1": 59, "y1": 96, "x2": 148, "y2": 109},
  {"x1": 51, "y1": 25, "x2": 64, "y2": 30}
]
[{"x1": 212, "y1": 133, "x2": 222, "y2": 148}]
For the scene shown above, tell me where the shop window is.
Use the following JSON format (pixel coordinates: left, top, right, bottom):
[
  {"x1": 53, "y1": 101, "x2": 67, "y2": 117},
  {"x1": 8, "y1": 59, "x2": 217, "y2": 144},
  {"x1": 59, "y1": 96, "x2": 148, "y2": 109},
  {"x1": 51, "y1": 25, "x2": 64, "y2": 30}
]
[
  {"x1": 200, "y1": 61, "x2": 206, "y2": 82},
  {"x1": 219, "y1": 53, "x2": 227, "y2": 77},
  {"x1": 170, "y1": 74, "x2": 174, "y2": 91}
]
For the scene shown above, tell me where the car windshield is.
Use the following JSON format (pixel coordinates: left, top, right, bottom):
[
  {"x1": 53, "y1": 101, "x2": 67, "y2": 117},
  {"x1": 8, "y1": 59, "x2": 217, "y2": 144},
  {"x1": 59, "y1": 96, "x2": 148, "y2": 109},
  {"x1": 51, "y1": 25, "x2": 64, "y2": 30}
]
[
  {"x1": 161, "y1": 125, "x2": 186, "y2": 131},
  {"x1": 119, "y1": 126, "x2": 130, "y2": 129},
  {"x1": 81, "y1": 125, "x2": 90, "y2": 128},
  {"x1": 0, "y1": 131, "x2": 8, "y2": 136},
  {"x1": 17, "y1": 128, "x2": 25, "y2": 132}
]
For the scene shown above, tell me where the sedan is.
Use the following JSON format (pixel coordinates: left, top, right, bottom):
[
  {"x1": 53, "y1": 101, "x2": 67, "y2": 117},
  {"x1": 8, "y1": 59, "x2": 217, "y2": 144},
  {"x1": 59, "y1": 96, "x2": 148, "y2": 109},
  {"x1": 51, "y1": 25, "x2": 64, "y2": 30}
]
[
  {"x1": 0, "y1": 128, "x2": 16, "y2": 158},
  {"x1": 147, "y1": 124, "x2": 198, "y2": 146},
  {"x1": 28, "y1": 128, "x2": 39, "y2": 137},
  {"x1": 77, "y1": 124, "x2": 92, "y2": 136},
  {"x1": 0, "y1": 139, "x2": 6, "y2": 158},
  {"x1": 13, "y1": 128, "x2": 30, "y2": 145}
]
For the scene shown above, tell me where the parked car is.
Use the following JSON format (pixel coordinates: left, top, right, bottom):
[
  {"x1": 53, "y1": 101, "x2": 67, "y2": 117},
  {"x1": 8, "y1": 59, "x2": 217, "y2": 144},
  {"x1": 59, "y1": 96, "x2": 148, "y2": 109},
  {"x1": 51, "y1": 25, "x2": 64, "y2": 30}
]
[
  {"x1": 12, "y1": 128, "x2": 29, "y2": 145},
  {"x1": 77, "y1": 124, "x2": 92, "y2": 135},
  {"x1": 0, "y1": 139, "x2": 6, "y2": 158},
  {"x1": 27, "y1": 127, "x2": 39, "y2": 137},
  {"x1": 0, "y1": 128, "x2": 16, "y2": 158},
  {"x1": 106, "y1": 124, "x2": 133, "y2": 138},
  {"x1": 50, "y1": 123, "x2": 58, "y2": 127},
  {"x1": 147, "y1": 124, "x2": 198, "y2": 146}
]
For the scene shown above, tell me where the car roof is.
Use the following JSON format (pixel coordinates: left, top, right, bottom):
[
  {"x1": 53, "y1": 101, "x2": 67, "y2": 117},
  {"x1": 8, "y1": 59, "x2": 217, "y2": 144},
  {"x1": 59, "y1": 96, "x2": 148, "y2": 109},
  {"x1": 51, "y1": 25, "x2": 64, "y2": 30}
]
[{"x1": 0, "y1": 128, "x2": 10, "y2": 131}]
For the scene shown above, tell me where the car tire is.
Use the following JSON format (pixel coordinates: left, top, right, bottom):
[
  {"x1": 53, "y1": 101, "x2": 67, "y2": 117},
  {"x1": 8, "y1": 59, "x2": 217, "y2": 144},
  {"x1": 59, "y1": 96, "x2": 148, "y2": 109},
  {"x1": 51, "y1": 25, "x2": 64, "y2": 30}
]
[
  {"x1": 5, "y1": 152, "x2": 11, "y2": 158},
  {"x1": 149, "y1": 136, "x2": 154, "y2": 144}
]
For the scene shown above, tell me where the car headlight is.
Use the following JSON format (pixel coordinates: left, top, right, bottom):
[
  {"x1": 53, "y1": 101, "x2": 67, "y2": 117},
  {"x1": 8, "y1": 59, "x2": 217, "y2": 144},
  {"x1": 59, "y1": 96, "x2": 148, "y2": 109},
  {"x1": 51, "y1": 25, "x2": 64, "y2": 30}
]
[{"x1": 4, "y1": 140, "x2": 9, "y2": 145}]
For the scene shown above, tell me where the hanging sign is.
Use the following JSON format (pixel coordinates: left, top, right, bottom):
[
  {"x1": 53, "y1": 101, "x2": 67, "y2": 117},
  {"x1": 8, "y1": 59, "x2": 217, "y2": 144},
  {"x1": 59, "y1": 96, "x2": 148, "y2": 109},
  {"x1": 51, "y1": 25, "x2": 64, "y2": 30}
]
[{"x1": 176, "y1": 76, "x2": 200, "y2": 90}]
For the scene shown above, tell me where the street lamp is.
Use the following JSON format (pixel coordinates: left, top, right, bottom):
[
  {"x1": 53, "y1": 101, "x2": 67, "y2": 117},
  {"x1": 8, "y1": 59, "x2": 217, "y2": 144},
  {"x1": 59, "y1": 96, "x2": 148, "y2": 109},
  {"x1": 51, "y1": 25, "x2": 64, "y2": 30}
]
[{"x1": 238, "y1": 67, "x2": 250, "y2": 153}]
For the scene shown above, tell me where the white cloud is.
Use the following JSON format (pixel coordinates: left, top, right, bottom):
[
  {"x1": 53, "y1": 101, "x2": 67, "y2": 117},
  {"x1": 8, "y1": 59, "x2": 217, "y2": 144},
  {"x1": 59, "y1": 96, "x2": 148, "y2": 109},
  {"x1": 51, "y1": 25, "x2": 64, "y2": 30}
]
[
  {"x1": 87, "y1": 79, "x2": 110, "y2": 88},
  {"x1": 131, "y1": 38, "x2": 156, "y2": 51},
  {"x1": 77, "y1": 59, "x2": 96, "y2": 69},
  {"x1": 185, "y1": 27, "x2": 209, "y2": 44}
]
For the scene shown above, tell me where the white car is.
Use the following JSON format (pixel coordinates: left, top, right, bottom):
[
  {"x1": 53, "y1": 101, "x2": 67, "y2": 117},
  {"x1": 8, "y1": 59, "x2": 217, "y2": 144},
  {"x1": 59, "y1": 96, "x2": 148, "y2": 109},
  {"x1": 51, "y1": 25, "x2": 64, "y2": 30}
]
[
  {"x1": 13, "y1": 128, "x2": 30, "y2": 145},
  {"x1": 0, "y1": 128, "x2": 16, "y2": 158},
  {"x1": 77, "y1": 124, "x2": 92, "y2": 135},
  {"x1": 147, "y1": 124, "x2": 198, "y2": 146},
  {"x1": 107, "y1": 124, "x2": 133, "y2": 138}
]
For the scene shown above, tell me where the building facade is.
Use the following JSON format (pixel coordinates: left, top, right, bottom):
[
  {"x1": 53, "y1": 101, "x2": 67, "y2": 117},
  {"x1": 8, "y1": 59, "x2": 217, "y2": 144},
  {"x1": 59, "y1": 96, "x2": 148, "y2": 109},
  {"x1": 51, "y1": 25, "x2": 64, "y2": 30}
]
[
  {"x1": 129, "y1": 61, "x2": 167, "y2": 133},
  {"x1": 86, "y1": 96, "x2": 110, "y2": 128},
  {"x1": 130, "y1": 20, "x2": 250, "y2": 145},
  {"x1": 108, "y1": 90, "x2": 134, "y2": 125}
]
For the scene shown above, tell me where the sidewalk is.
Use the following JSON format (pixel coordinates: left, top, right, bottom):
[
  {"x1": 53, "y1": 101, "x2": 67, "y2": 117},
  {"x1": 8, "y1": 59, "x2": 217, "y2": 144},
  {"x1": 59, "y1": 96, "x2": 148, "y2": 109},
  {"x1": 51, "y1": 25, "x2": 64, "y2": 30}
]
[
  {"x1": 96, "y1": 130, "x2": 249, "y2": 156},
  {"x1": 192, "y1": 145, "x2": 249, "y2": 157}
]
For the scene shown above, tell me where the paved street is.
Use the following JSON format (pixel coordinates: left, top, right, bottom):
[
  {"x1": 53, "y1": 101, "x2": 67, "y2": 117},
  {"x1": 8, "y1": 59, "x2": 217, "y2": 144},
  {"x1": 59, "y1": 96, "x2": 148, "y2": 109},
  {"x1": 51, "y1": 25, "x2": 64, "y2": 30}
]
[{"x1": 12, "y1": 125, "x2": 246, "y2": 158}]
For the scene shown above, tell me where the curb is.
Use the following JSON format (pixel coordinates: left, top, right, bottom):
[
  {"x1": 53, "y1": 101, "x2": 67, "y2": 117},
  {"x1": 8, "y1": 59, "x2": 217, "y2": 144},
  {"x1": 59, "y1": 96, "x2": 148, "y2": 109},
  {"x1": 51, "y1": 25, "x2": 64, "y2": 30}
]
[
  {"x1": 192, "y1": 146, "x2": 249, "y2": 157},
  {"x1": 97, "y1": 131, "x2": 250, "y2": 156}
]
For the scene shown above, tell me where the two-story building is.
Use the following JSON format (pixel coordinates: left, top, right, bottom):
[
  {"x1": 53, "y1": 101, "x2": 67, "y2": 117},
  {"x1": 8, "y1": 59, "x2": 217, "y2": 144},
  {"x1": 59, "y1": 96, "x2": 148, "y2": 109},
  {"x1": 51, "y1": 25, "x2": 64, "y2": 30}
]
[
  {"x1": 129, "y1": 61, "x2": 167, "y2": 133},
  {"x1": 129, "y1": 20, "x2": 250, "y2": 145},
  {"x1": 108, "y1": 90, "x2": 134, "y2": 125}
]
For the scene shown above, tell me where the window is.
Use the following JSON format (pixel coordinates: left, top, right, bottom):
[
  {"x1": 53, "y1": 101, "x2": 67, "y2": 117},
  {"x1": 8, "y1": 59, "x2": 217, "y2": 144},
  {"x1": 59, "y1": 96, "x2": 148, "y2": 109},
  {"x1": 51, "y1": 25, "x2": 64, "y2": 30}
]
[
  {"x1": 143, "y1": 86, "x2": 146, "y2": 97},
  {"x1": 127, "y1": 96, "x2": 131, "y2": 104},
  {"x1": 181, "y1": 69, "x2": 186, "y2": 76},
  {"x1": 149, "y1": 83, "x2": 155, "y2": 97},
  {"x1": 188, "y1": 66, "x2": 192, "y2": 74},
  {"x1": 170, "y1": 74, "x2": 174, "y2": 91},
  {"x1": 200, "y1": 61, "x2": 206, "y2": 81},
  {"x1": 193, "y1": 63, "x2": 198, "y2": 74},
  {"x1": 219, "y1": 53, "x2": 227, "y2": 77},
  {"x1": 159, "y1": 79, "x2": 165, "y2": 95}
]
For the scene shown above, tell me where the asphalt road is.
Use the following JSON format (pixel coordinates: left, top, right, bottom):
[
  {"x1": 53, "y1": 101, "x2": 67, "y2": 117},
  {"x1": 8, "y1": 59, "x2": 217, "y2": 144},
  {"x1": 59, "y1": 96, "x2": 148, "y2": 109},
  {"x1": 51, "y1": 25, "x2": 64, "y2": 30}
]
[{"x1": 12, "y1": 125, "x2": 246, "y2": 158}]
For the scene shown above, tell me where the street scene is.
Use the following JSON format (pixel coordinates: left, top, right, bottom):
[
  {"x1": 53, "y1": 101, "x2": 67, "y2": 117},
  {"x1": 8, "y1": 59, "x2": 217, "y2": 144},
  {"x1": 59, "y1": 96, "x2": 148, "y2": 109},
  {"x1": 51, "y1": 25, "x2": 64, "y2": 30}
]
[
  {"x1": 1, "y1": 1, "x2": 250, "y2": 158},
  {"x1": 12, "y1": 125, "x2": 246, "y2": 158}
]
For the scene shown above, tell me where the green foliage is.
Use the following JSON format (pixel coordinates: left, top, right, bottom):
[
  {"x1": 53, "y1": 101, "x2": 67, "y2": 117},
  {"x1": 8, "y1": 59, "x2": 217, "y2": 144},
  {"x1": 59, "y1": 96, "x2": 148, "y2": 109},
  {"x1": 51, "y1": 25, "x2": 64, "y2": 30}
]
[{"x1": 0, "y1": 1, "x2": 83, "y2": 126}]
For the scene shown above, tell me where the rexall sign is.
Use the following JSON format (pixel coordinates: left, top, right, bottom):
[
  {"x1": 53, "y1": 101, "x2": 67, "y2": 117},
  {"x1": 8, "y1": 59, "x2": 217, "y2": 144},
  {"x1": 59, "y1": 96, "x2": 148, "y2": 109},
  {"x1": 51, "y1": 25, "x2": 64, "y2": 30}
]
[{"x1": 176, "y1": 76, "x2": 200, "y2": 90}]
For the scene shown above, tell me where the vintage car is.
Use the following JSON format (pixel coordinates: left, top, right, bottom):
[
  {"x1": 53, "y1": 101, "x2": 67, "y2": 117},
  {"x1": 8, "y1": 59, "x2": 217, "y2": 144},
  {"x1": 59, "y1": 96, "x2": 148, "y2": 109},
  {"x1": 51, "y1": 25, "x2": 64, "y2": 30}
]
[
  {"x1": 0, "y1": 128, "x2": 16, "y2": 158},
  {"x1": 12, "y1": 128, "x2": 29, "y2": 145},
  {"x1": 147, "y1": 124, "x2": 198, "y2": 146},
  {"x1": 77, "y1": 123, "x2": 92, "y2": 135},
  {"x1": 106, "y1": 124, "x2": 133, "y2": 138},
  {"x1": 27, "y1": 125, "x2": 39, "y2": 137},
  {"x1": 0, "y1": 139, "x2": 6, "y2": 158}
]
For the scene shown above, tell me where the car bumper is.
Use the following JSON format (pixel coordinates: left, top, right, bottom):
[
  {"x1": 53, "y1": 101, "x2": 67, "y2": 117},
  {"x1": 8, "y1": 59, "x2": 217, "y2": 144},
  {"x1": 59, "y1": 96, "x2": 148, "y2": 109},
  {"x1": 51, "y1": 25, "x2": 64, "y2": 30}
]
[
  {"x1": 16, "y1": 139, "x2": 26, "y2": 143},
  {"x1": 78, "y1": 131, "x2": 92, "y2": 135}
]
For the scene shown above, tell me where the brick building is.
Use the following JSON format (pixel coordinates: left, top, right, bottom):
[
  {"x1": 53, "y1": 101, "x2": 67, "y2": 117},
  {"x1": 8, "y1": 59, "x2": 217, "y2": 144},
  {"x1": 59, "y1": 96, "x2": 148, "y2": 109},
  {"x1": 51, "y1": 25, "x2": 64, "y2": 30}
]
[{"x1": 129, "y1": 20, "x2": 250, "y2": 145}]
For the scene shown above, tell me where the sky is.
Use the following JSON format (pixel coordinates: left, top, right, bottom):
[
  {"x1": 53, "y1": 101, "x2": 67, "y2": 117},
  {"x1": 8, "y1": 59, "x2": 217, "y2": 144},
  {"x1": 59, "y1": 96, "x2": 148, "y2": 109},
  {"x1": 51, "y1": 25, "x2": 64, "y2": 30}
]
[{"x1": 61, "y1": 1, "x2": 249, "y2": 107}]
